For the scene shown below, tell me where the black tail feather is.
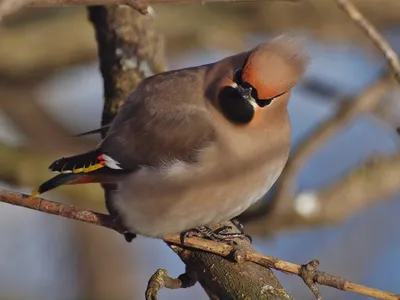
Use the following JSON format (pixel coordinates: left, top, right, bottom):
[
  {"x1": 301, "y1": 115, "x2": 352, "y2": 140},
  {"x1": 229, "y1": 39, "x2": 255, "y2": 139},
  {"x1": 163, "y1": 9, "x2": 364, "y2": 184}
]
[
  {"x1": 49, "y1": 150, "x2": 101, "y2": 173},
  {"x1": 38, "y1": 173, "x2": 81, "y2": 195},
  {"x1": 28, "y1": 169, "x2": 128, "y2": 199},
  {"x1": 28, "y1": 173, "x2": 82, "y2": 199}
]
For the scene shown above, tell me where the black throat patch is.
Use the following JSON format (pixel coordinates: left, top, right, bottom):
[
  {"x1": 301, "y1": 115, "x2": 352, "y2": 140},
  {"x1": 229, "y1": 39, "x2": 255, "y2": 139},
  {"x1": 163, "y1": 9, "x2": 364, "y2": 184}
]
[{"x1": 218, "y1": 85, "x2": 255, "y2": 124}]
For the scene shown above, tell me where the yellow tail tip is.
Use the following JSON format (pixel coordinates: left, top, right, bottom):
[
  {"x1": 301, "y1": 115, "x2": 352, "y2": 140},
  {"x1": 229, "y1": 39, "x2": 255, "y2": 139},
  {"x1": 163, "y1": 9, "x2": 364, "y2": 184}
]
[{"x1": 27, "y1": 190, "x2": 40, "y2": 200}]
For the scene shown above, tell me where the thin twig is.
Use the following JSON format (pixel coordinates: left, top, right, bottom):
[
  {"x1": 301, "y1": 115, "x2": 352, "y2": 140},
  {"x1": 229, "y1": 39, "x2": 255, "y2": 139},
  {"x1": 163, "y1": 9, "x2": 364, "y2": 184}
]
[
  {"x1": 334, "y1": 0, "x2": 400, "y2": 85},
  {"x1": 145, "y1": 269, "x2": 197, "y2": 300},
  {"x1": 0, "y1": 0, "x2": 299, "y2": 20},
  {"x1": 27, "y1": 0, "x2": 300, "y2": 6},
  {"x1": 0, "y1": 189, "x2": 398, "y2": 300},
  {"x1": 248, "y1": 72, "x2": 392, "y2": 217}
]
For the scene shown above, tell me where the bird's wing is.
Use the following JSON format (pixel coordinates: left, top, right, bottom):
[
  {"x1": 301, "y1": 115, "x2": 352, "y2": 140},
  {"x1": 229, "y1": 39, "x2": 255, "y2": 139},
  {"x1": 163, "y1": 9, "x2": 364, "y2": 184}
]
[{"x1": 99, "y1": 68, "x2": 216, "y2": 171}]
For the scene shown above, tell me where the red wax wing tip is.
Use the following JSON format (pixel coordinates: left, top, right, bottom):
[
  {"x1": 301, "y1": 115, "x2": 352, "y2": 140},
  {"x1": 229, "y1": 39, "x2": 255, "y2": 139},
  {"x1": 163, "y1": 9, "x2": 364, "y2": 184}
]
[
  {"x1": 100, "y1": 161, "x2": 105, "y2": 165},
  {"x1": 97, "y1": 155, "x2": 103, "y2": 161},
  {"x1": 72, "y1": 176, "x2": 96, "y2": 184}
]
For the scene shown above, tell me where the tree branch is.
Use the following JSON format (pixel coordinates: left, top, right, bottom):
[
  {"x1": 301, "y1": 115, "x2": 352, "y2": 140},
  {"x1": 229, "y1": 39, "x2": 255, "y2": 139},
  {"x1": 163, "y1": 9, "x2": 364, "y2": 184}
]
[
  {"x1": 0, "y1": 11, "x2": 97, "y2": 79},
  {"x1": 29, "y1": 0, "x2": 299, "y2": 6},
  {"x1": 242, "y1": 152, "x2": 400, "y2": 236},
  {"x1": 239, "y1": 74, "x2": 400, "y2": 236},
  {"x1": 240, "y1": 0, "x2": 400, "y2": 241},
  {"x1": 240, "y1": 0, "x2": 400, "y2": 233},
  {"x1": 145, "y1": 269, "x2": 198, "y2": 299},
  {"x1": 0, "y1": 0, "x2": 299, "y2": 20},
  {"x1": 333, "y1": 0, "x2": 400, "y2": 85},
  {"x1": 0, "y1": 189, "x2": 399, "y2": 300},
  {"x1": 266, "y1": 72, "x2": 392, "y2": 215}
]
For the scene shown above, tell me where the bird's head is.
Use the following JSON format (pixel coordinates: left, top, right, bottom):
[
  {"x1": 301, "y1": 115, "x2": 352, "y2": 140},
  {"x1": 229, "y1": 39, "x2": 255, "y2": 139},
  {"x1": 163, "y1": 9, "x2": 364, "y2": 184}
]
[{"x1": 217, "y1": 35, "x2": 309, "y2": 124}]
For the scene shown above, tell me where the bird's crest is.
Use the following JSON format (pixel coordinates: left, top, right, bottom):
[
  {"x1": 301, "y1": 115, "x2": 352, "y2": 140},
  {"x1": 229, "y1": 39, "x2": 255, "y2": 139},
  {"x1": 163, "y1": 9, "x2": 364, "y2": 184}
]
[{"x1": 241, "y1": 35, "x2": 309, "y2": 100}]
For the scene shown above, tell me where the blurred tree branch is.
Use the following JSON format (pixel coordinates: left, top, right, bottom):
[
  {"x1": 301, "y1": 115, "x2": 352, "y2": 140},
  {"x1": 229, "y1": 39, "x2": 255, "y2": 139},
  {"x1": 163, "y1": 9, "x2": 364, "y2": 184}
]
[
  {"x1": 0, "y1": 10, "x2": 97, "y2": 79},
  {"x1": 241, "y1": 0, "x2": 400, "y2": 235},
  {"x1": 240, "y1": 72, "x2": 394, "y2": 224},
  {"x1": 1, "y1": 1, "x2": 399, "y2": 79},
  {"x1": 0, "y1": 189, "x2": 399, "y2": 300},
  {"x1": 0, "y1": 142, "x2": 104, "y2": 200},
  {"x1": 242, "y1": 152, "x2": 400, "y2": 235},
  {"x1": 0, "y1": 0, "x2": 299, "y2": 19},
  {"x1": 334, "y1": 0, "x2": 400, "y2": 85},
  {"x1": 275, "y1": 73, "x2": 393, "y2": 208},
  {"x1": 0, "y1": 82, "x2": 94, "y2": 152}
]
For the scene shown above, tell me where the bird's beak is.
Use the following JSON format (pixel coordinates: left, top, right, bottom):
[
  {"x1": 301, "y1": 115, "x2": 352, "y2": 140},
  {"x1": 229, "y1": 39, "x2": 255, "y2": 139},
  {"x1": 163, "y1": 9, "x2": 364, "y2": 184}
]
[
  {"x1": 237, "y1": 85, "x2": 257, "y2": 108},
  {"x1": 236, "y1": 85, "x2": 251, "y2": 100}
]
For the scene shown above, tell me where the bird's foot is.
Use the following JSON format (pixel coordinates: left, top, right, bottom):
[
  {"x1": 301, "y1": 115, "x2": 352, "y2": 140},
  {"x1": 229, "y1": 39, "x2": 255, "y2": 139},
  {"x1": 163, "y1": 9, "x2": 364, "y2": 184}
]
[
  {"x1": 112, "y1": 218, "x2": 137, "y2": 242},
  {"x1": 123, "y1": 231, "x2": 137, "y2": 243},
  {"x1": 230, "y1": 218, "x2": 252, "y2": 243},
  {"x1": 180, "y1": 225, "x2": 249, "y2": 245}
]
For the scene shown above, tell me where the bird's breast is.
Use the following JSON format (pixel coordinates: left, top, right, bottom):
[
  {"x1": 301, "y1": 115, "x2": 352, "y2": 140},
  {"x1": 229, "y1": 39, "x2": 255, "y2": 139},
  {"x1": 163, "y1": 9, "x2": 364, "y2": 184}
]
[{"x1": 112, "y1": 116, "x2": 291, "y2": 238}]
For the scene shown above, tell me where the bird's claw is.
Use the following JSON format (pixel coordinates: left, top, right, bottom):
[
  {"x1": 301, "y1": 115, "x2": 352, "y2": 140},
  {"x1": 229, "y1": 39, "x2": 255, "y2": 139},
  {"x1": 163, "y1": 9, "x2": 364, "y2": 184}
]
[
  {"x1": 180, "y1": 225, "x2": 250, "y2": 245},
  {"x1": 231, "y1": 218, "x2": 252, "y2": 243},
  {"x1": 231, "y1": 218, "x2": 244, "y2": 232},
  {"x1": 111, "y1": 217, "x2": 137, "y2": 242},
  {"x1": 123, "y1": 232, "x2": 137, "y2": 242}
]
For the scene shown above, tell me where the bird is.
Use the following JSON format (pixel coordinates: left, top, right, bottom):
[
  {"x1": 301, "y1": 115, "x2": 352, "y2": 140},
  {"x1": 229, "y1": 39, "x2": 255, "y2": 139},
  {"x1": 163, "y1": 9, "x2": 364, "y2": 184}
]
[{"x1": 28, "y1": 35, "x2": 308, "y2": 241}]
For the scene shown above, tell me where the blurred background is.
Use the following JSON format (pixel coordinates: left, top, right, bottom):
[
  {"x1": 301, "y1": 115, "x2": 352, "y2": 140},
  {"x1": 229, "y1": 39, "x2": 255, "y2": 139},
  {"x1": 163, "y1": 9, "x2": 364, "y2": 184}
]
[{"x1": 0, "y1": 0, "x2": 400, "y2": 299}]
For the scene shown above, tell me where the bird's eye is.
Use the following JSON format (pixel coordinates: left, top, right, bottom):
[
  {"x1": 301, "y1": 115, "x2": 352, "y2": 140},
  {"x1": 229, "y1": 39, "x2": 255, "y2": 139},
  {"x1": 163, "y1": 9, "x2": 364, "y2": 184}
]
[
  {"x1": 218, "y1": 86, "x2": 254, "y2": 124},
  {"x1": 241, "y1": 81, "x2": 259, "y2": 100}
]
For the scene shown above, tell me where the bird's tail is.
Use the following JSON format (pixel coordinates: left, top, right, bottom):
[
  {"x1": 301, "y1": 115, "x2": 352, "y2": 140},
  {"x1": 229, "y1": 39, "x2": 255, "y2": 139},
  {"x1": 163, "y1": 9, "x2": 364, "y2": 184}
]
[{"x1": 28, "y1": 150, "x2": 125, "y2": 199}]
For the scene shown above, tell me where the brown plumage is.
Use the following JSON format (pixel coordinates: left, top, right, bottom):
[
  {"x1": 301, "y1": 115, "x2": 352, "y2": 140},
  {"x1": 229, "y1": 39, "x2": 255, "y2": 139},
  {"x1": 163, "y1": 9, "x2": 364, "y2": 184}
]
[{"x1": 30, "y1": 35, "x2": 308, "y2": 238}]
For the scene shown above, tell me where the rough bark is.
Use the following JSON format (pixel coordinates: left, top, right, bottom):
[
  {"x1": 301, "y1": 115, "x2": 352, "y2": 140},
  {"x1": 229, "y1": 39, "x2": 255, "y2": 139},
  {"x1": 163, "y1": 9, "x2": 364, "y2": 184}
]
[{"x1": 170, "y1": 223, "x2": 291, "y2": 299}]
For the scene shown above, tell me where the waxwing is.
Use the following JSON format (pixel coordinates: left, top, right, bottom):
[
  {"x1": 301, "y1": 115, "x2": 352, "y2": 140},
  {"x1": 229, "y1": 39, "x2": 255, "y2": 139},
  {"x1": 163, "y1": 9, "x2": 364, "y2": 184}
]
[{"x1": 29, "y1": 35, "x2": 308, "y2": 241}]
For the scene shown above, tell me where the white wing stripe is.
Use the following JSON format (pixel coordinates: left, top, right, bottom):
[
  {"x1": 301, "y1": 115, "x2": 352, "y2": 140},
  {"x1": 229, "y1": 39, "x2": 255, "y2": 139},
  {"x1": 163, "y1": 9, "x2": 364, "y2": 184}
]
[{"x1": 102, "y1": 154, "x2": 123, "y2": 170}]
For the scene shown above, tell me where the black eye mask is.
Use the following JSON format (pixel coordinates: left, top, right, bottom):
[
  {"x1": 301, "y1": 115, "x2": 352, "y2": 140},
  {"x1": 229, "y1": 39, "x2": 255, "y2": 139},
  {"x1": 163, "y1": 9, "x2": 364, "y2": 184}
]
[{"x1": 218, "y1": 85, "x2": 254, "y2": 124}]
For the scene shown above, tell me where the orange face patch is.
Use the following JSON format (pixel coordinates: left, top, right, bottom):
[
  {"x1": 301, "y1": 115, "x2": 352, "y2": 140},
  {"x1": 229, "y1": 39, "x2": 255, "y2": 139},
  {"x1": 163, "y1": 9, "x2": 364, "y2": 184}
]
[
  {"x1": 241, "y1": 68, "x2": 282, "y2": 100},
  {"x1": 219, "y1": 77, "x2": 235, "y2": 89}
]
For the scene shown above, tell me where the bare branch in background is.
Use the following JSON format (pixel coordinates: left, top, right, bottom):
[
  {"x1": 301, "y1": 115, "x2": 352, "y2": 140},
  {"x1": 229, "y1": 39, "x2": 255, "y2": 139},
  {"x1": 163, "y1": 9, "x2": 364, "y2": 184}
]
[
  {"x1": 145, "y1": 269, "x2": 197, "y2": 299},
  {"x1": 0, "y1": 82, "x2": 93, "y2": 153},
  {"x1": 240, "y1": 0, "x2": 400, "y2": 234},
  {"x1": 334, "y1": 0, "x2": 400, "y2": 85},
  {"x1": 0, "y1": 11, "x2": 97, "y2": 79},
  {"x1": 29, "y1": 0, "x2": 299, "y2": 5},
  {"x1": 0, "y1": 189, "x2": 399, "y2": 300},
  {"x1": 333, "y1": 0, "x2": 400, "y2": 136},
  {"x1": 0, "y1": 0, "x2": 26, "y2": 20},
  {"x1": 239, "y1": 72, "x2": 393, "y2": 224},
  {"x1": 0, "y1": 0, "x2": 299, "y2": 20},
  {"x1": 1, "y1": 2, "x2": 399, "y2": 80},
  {"x1": 243, "y1": 152, "x2": 400, "y2": 236},
  {"x1": 275, "y1": 73, "x2": 392, "y2": 207}
]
